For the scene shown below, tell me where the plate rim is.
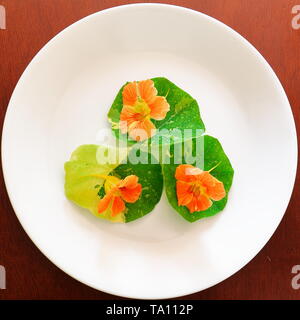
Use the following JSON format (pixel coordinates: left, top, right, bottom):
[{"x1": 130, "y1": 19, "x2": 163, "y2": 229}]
[{"x1": 1, "y1": 3, "x2": 298, "y2": 299}]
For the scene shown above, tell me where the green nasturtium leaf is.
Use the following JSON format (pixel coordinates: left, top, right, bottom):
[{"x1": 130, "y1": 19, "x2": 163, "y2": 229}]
[
  {"x1": 162, "y1": 135, "x2": 234, "y2": 222},
  {"x1": 107, "y1": 77, "x2": 205, "y2": 144},
  {"x1": 64, "y1": 145, "x2": 163, "y2": 223}
]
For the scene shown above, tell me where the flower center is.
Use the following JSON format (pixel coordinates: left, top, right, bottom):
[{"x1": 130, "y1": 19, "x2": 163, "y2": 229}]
[
  {"x1": 104, "y1": 176, "x2": 121, "y2": 194},
  {"x1": 91, "y1": 174, "x2": 121, "y2": 194},
  {"x1": 133, "y1": 98, "x2": 151, "y2": 121},
  {"x1": 190, "y1": 181, "x2": 207, "y2": 197}
]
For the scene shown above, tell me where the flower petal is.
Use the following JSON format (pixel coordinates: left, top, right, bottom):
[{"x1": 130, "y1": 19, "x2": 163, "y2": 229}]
[
  {"x1": 186, "y1": 195, "x2": 212, "y2": 213},
  {"x1": 175, "y1": 164, "x2": 193, "y2": 181},
  {"x1": 118, "y1": 175, "x2": 139, "y2": 188},
  {"x1": 196, "y1": 195, "x2": 213, "y2": 211},
  {"x1": 128, "y1": 118, "x2": 156, "y2": 141},
  {"x1": 207, "y1": 179, "x2": 226, "y2": 201},
  {"x1": 138, "y1": 80, "x2": 157, "y2": 104},
  {"x1": 149, "y1": 96, "x2": 170, "y2": 120},
  {"x1": 98, "y1": 193, "x2": 113, "y2": 214},
  {"x1": 175, "y1": 164, "x2": 202, "y2": 182},
  {"x1": 176, "y1": 181, "x2": 193, "y2": 206},
  {"x1": 186, "y1": 197, "x2": 197, "y2": 213},
  {"x1": 198, "y1": 171, "x2": 216, "y2": 187},
  {"x1": 122, "y1": 82, "x2": 138, "y2": 106},
  {"x1": 120, "y1": 105, "x2": 138, "y2": 134},
  {"x1": 120, "y1": 184, "x2": 142, "y2": 203},
  {"x1": 111, "y1": 196, "x2": 125, "y2": 216},
  {"x1": 198, "y1": 171, "x2": 226, "y2": 201}
]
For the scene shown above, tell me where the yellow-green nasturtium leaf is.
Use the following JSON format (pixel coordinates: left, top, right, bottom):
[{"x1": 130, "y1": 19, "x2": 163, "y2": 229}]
[
  {"x1": 64, "y1": 145, "x2": 121, "y2": 222},
  {"x1": 107, "y1": 77, "x2": 205, "y2": 145},
  {"x1": 162, "y1": 135, "x2": 234, "y2": 222},
  {"x1": 64, "y1": 145, "x2": 163, "y2": 223}
]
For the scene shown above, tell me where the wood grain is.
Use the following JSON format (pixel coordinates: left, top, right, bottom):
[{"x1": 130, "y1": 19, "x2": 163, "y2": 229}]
[{"x1": 0, "y1": 0, "x2": 299, "y2": 300}]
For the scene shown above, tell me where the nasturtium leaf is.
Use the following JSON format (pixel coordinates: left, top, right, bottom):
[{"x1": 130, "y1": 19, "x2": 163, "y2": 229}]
[
  {"x1": 162, "y1": 135, "x2": 234, "y2": 222},
  {"x1": 64, "y1": 145, "x2": 163, "y2": 223},
  {"x1": 64, "y1": 145, "x2": 121, "y2": 222},
  {"x1": 107, "y1": 77, "x2": 205, "y2": 144}
]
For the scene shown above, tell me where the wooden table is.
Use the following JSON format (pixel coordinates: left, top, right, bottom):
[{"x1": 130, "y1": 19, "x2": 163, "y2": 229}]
[{"x1": 0, "y1": 0, "x2": 299, "y2": 300}]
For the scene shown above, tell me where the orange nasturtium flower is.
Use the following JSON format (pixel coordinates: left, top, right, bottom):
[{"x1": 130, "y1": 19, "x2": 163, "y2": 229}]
[
  {"x1": 175, "y1": 164, "x2": 226, "y2": 213},
  {"x1": 97, "y1": 175, "x2": 142, "y2": 217},
  {"x1": 120, "y1": 79, "x2": 170, "y2": 141}
]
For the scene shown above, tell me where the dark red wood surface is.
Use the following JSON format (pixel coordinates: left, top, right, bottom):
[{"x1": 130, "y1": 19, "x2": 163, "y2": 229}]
[{"x1": 0, "y1": 0, "x2": 299, "y2": 300}]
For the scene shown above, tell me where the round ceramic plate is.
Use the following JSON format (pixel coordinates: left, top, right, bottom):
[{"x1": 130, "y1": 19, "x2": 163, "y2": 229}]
[{"x1": 2, "y1": 4, "x2": 297, "y2": 299}]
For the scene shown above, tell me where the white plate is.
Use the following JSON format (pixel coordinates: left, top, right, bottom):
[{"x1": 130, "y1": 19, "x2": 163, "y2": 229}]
[{"x1": 2, "y1": 4, "x2": 297, "y2": 299}]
